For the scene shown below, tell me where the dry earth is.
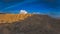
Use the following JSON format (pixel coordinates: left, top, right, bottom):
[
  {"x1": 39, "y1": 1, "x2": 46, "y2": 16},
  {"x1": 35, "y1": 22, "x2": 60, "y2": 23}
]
[{"x1": 0, "y1": 14, "x2": 60, "y2": 34}]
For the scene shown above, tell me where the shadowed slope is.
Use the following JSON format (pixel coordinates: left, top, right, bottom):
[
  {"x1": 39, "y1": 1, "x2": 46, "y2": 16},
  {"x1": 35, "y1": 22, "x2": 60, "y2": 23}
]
[{"x1": 0, "y1": 14, "x2": 60, "y2": 34}]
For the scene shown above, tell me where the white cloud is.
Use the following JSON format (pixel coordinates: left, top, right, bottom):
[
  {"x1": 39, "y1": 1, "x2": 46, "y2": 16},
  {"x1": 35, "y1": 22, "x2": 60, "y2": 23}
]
[
  {"x1": 32, "y1": 12, "x2": 44, "y2": 14},
  {"x1": 32, "y1": 12, "x2": 40, "y2": 14},
  {"x1": 19, "y1": 10, "x2": 28, "y2": 14}
]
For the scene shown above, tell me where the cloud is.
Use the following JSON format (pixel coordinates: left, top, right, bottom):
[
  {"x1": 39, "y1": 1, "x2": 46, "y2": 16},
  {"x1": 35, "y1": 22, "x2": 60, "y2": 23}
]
[
  {"x1": 19, "y1": 10, "x2": 28, "y2": 14},
  {"x1": 32, "y1": 12, "x2": 40, "y2": 14}
]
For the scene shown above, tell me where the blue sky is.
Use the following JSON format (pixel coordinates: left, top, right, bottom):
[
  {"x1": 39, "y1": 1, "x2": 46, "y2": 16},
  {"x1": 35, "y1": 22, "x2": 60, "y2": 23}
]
[{"x1": 0, "y1": 0, "x2": 60, "y2": 17}]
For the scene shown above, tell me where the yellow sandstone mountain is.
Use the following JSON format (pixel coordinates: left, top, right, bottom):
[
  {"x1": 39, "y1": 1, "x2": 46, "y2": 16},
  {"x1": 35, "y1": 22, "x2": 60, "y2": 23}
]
[
  {"x1": 0, "y1": 14, "x2": 32, "y2": 23},
  {"x1": 0, "y1": 14, "x2": 60, "y2": 34}
]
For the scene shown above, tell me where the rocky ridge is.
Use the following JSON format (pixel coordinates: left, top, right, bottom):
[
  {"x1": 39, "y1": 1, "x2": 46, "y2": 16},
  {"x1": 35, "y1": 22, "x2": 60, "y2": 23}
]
[{"x1": 0, "y1": 14, "x2": 60, "y2": 34}]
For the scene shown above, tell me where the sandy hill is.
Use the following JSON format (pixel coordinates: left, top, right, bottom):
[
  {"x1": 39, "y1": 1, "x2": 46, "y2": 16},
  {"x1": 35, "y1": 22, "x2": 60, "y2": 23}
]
[{"x1": 0, "y1": 14, "x2": 60, "y2": 34}]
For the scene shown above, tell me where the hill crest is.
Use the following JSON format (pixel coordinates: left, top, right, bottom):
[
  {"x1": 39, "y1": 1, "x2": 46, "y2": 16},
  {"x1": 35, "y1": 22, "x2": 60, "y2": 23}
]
[{"x1": 0, "y1": 14, "x2": 32, "y2": 23}]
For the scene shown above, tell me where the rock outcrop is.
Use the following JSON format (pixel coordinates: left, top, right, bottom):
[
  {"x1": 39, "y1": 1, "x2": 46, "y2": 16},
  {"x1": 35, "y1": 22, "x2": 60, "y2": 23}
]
[
  {"x1": 0, "y1": 14, "x2": 60, "y2": 34},
  {"x1": 0, "y1": 14, "x2": 32, "y2": 23}
]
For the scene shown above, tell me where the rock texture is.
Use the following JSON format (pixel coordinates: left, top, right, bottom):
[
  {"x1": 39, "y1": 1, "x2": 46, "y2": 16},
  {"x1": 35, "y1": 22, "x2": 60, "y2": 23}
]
[
  {"x1": 0, "y1": 14, "x2": 60, "y2": 34},
  {"x1": 0, "y1": 14, "x2": 32, "y2": 23}
]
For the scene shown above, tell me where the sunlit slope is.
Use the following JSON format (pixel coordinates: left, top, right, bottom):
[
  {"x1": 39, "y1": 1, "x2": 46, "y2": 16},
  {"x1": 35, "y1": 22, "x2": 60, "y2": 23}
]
[{"x1": 0, "y1": 14, "x2": 32, "y2": 23}]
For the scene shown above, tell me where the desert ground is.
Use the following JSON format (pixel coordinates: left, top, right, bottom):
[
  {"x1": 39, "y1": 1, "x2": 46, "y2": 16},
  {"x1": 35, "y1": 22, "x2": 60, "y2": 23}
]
[{"x1": 0, "y1": 14, "x2": 60, "y2": 34}]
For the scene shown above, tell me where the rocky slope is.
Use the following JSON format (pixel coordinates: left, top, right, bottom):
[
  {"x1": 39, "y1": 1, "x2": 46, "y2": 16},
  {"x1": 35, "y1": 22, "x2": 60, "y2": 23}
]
[
  {"x1": 0, "y1": 14, "x2": 32, "y2": 23},
  {"x1": 0, "y1": 14, "x2": 60, "y2": 34}
]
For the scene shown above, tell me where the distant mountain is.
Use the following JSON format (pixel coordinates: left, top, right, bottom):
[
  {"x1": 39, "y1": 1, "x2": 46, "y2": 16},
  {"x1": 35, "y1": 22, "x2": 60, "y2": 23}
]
[{"x1": 0, "y1": 14, "x2": 60, "y2": 34}]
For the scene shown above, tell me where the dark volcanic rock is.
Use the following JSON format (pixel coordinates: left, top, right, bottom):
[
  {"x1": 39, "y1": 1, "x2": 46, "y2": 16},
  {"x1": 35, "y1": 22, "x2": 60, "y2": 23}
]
[{"x1": 0, "y1": 14, "x2": 60, "y2": 34}]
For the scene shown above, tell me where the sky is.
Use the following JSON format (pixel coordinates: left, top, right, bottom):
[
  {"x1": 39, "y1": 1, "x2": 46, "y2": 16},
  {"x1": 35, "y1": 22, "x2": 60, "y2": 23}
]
[{"x1": 0, "y1": 0, "x2": 60, "y2": 18}]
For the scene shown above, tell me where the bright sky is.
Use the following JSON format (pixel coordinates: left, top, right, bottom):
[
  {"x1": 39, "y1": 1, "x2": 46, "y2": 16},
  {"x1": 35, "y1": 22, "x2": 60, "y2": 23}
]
[{"x1": 0, "y1": 0, "x2": 60, "y2": 18}]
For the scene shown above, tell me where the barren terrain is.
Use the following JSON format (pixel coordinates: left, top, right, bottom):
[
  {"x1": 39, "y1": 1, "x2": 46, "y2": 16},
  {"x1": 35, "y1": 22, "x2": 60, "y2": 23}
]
[{"x1": 0, "y1": 14, "x2": 60, "y2": 34}]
